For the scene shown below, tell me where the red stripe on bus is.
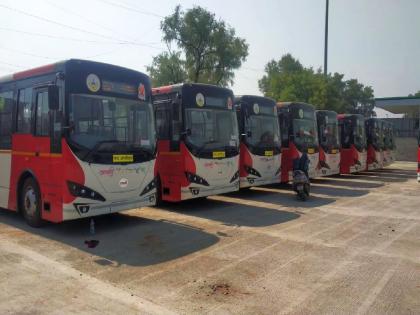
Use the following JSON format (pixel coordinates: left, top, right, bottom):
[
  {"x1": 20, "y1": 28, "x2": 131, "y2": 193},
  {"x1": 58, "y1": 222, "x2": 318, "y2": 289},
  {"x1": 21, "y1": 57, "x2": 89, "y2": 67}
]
[{"x1": 13, "y1": 63, "x2": 56, "y2": 80}]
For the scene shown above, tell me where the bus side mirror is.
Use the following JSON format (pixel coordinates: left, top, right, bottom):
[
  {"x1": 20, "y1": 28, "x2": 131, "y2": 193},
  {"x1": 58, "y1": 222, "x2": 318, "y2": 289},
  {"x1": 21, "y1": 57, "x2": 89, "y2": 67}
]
[{"x1": 48, "y1": 85, "x2": 59, "y2": 110}]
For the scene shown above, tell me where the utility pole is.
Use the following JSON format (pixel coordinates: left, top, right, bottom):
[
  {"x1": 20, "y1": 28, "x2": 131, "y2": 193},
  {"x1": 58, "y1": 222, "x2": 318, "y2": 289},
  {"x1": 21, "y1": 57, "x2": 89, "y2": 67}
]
[{"x1": 324, "y1": 0, "x2": 329, "y2": 76}]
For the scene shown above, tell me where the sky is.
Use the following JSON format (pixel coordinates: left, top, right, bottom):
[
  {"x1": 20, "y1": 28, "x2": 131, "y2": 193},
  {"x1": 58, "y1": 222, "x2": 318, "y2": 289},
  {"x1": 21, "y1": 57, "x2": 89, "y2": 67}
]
[{"x1": 1, "y1": 0, "x2": 419, "y2": 117}]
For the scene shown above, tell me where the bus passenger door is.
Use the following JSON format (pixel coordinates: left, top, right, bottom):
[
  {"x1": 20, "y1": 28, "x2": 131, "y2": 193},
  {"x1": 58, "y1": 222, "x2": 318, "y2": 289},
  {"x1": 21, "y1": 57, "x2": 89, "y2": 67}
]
[{"x1": 33, "y1": 87, "x2": 62, "y2": 220}]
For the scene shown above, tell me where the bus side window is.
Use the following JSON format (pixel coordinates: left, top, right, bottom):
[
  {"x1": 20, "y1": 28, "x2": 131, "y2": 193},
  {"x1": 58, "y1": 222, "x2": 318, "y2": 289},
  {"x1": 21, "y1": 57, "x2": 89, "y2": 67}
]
[
  {"x1": 17, "y1": 88, "x2": 33, "y2": 134},
  {"x1": 0, "y1": 90, "x2": 13, "y2": 149}
]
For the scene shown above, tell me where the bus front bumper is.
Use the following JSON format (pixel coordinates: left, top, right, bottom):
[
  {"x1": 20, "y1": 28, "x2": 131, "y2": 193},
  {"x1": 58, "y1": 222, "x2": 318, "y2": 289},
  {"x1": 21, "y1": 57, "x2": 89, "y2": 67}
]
[{"x1": 62, "y1": 193, "x2": 156, "y2": 221}]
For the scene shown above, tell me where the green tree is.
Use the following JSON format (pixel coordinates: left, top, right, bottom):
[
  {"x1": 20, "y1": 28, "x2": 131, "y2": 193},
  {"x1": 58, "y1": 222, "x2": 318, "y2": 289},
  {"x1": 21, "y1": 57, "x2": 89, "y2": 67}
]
[
  {"x1": 408, "y1": 90, "x2": 420, "y2": 97},
  {"x1": 147, "y1": 51, "x2": 187, "y2": 86},
  {"x1": 258, "y1": 54, "x2": 376, "y2": 117},
  {"x1": 149, "y1": 5, "x2": 249, "y2": 86}
]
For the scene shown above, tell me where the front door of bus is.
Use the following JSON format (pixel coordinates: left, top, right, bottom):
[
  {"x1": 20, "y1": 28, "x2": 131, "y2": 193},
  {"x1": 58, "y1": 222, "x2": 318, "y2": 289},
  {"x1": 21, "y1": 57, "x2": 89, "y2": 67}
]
[{"x1": 33, "y1": 87, "x2": 61, "y2": 216}]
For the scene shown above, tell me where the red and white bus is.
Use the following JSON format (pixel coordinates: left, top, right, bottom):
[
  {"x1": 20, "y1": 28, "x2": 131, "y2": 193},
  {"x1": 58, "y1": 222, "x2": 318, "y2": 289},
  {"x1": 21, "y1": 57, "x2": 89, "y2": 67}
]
[
  {"x1": 338, "y1": 114, "x2": 367, "y2": 174},
  {"x1": 382, "y1": 120, "x2": 396, "y2": 167},
  {"x1": 0, "y1": 59, "x2": 157, "y2": 226},
  {"x1": 235, "y1": 95, "x2": 281, "y2": 188},
  {"x1": 365, "y1": 118, "x2": 384, "y2": 170},
  {"x1": 153, "y1": 83, "x2": 240, "y2": 202},
  {"x1": 316, "y1": 110, "x2": 340, "y2": 176},
  {"x1": 277, "y1": 102, "x2": 319, "y2": 182}
]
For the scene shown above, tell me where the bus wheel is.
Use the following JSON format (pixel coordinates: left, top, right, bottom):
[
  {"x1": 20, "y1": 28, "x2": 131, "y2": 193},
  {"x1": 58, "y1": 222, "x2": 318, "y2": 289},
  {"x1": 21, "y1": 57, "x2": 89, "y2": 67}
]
[{"x1": 20, "y1": 177, "x2": 44, "y2": 227}]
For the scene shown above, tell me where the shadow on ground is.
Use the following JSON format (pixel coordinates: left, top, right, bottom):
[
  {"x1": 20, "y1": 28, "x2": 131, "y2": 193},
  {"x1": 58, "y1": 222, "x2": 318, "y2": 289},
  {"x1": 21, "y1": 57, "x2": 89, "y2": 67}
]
[
  {"x1": 225, "y1": 185, "x2": 337, "y2": 208},
  {"x1": 158, "y1": 197, "x2": 301, "y2": 228},
  {"x1": 0, "y1": 210, "x2": 219, "y2": 267}
]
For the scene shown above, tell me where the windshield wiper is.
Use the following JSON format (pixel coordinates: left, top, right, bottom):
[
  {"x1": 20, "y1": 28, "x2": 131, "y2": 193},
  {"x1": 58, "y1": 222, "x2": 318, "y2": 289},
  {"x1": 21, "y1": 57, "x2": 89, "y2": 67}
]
[{"x1": 83, "y1": 140, "x2": 121, "y2": 163}]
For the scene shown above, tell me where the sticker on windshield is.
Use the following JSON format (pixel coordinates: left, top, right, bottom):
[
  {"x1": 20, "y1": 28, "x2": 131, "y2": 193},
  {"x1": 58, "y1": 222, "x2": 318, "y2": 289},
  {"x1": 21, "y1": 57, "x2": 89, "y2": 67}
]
[
  {"x1": 86, "y1": 74, "x2": 101, "y2": 92},
  {"x1": 325, "y1": 115, "x2": 329, "y2": 124},
  {"x1": 298, "y1": 109, "x2": 304, "y2": 119},
  {"x1": 140, "y1": 139, "x2": 150, "y2": 146},
  {"x1": 213, "y1": 151, "x2": 226, "y2": 158},
  {"x1": 229, "y1": 140, "x2": 236, "y2": 147},
  {"x1": 196, "y1": 93, "x2": 205, "y2": 107},
  {"x1": 253, "y1": 103, "x2": 260, "y2": 114},
  {"x1": 138, "y1": 83, "x2": 146, "y2": 100},
  {"x1": 113, "y1": 154, "x2": 134, "y2": 163},
  {"x1": 227, "y1": 97, "x2": 233, "y2": 109}
]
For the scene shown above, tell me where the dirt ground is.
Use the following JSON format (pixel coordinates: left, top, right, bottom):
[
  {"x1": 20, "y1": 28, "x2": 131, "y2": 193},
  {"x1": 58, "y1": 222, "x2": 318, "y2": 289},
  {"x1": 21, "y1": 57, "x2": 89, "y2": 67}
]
[{"x1": 1, "y1": 161, "x2": 419, "y2": 314}]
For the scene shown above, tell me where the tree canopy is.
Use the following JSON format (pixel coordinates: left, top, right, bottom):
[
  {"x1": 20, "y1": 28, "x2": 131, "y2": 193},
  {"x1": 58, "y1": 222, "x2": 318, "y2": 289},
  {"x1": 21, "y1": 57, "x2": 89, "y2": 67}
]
[
  {"x1": 147, "y1": 5, "x2": 249, "y2": 87},
  {"x1": 408, "y1": 90, "x2": 420, "y2": 97},
  {"x1": 258, "y1": 54, "x2": 376, "y2": 117}
]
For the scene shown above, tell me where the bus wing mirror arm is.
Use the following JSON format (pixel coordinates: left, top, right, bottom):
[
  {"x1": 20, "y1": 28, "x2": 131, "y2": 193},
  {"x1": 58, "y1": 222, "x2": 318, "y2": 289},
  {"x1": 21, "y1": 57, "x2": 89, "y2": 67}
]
[{"x1": 48, "y1": 85, "x2": 59, "y2": 111}]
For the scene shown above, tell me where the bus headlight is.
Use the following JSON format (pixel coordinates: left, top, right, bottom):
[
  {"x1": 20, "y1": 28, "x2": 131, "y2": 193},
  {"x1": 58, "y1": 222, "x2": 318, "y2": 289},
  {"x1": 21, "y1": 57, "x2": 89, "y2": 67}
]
[
  {"x1": 140, "y1": 178, "x2": 157, "y2": 196},
  {"x1": 185, "y1": 172, "x2": 209, "y2": 186},
  {"x1": 230, "y1": 170, "x2": 239, "y2": 183},
  {"x1": 244, "y1": 165, "x2": 261, "y2": 177},
  {"x1": 67, "y1": 181, "x2": 106, "y2": 202}
]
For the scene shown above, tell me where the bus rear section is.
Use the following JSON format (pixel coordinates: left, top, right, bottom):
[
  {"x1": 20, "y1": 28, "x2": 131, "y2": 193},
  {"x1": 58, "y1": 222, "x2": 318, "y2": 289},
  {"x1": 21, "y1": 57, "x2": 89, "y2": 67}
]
[
  {"x1": 277, "y1": 102, "x2": 319, "y2": 182},
  {"x1": 383, "y1": 121, "x2": 396, "y2": 167},
  {"x1": 316, "y1": 110, "x2": 340, "y2": 176},
  {"x1": 0, "y1": 60, "x2": 157, "y2": 226},
  {"x1": 235, "y1": 96, "x2": 281, "y2": 188},
  {"x1": 153, "y1": 83, "x2": 240, "y2": 202},
  {"x1": 338, "y1": 114, "x2": 367, "y2": 174}
]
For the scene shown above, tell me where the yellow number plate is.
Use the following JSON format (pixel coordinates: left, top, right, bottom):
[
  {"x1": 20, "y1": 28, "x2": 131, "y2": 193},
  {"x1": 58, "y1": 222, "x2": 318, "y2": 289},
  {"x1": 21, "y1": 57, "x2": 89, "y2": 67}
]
[
  {"x1": 331, "y1": 149, "x2": 338, "y2": 154},
  {"x1": 264, "y1": 150, "x2": 273, "y2": 156},
  {"x1": 308, "y1": 148, "x2": 315, "y2": 154},
  {"x1": 113, "y1": 154, "x2": 134, "y2": 163},
  {"x1": 212, "y1": 151, "x2": 226, "y2": 158}
]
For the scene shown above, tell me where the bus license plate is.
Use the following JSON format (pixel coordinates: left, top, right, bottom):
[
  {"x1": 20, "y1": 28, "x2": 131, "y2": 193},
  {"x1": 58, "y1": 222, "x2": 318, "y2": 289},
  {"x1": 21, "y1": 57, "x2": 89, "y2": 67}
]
[
  {"x1": 308, "y1": 148, "x2": 315, "y2": 154},
  {"x1": 264, "y1": 150, "x2": 273, "y2": 156},
  {"x1": 331, "y1": 149, "x2": 338, "y2": 154},
  {"x1": 113, "y1": 154, "x2": 134, "y2": 163},
  {"x1": 213, "y1": 151, "x2": 226, "y2": 158}
]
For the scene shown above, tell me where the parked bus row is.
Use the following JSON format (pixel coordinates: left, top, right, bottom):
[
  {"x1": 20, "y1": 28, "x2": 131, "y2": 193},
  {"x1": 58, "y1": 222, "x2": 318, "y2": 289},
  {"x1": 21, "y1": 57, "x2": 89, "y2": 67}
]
[{"x1": 0, "y1": 60, "x2": 397, "y2": 227}]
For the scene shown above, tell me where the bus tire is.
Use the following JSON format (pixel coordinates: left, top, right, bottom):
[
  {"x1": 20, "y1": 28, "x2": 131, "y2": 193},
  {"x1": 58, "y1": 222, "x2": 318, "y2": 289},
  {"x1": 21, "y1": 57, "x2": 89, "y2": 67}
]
[{"x1": 20, "y1": 177, "x2": 44, "y2": 227}]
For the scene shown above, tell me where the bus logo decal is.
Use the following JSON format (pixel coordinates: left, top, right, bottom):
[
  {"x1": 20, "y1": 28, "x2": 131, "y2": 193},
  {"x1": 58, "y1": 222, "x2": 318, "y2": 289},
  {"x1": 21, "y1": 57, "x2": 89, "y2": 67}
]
[
  {"x1": 86, "y1": 74, "x2": 101, "y2": 92},
  {"x1": 196, "y1": 93, "x2": 205, "y2": 107},
  {"x1": 253, "y1": 103, "x2": 260, "y2": 114},
  {"x1": 119, "y1": 178, "x2": 128, "y2": 188}
]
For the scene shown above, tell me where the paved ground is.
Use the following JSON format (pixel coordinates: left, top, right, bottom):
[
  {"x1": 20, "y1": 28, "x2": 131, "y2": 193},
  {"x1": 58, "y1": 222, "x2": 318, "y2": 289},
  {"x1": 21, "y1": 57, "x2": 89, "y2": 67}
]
[{"x1": 1, "y1": 161, "x2": 419, "y2": 314}]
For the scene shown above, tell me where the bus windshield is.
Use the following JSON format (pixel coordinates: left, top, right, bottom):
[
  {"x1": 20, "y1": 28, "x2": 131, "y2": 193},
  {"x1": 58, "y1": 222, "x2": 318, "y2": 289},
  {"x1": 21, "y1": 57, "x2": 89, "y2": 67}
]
[
  {"x1": 69, "y1": 94, "x2": 155, "y2": 155},
  {"x1": 293, "y1": 118, "x2": 318, "y2": 148},
  {"x1": 185, "y1": 108, "x2": 239, "y2": 150},
  {"x1": 246, "y1": 114, "x2": 281, "y2": 148}
]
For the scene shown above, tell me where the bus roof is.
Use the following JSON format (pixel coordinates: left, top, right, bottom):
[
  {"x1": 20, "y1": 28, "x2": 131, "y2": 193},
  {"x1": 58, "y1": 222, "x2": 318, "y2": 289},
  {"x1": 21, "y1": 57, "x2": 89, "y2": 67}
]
[
  {"x1": 235, "y1": 95, "x2": 276, "y2": 104},
  {"x1": 0, "y1": 59, "x2": 146, "y2": 84},
  {"x1": 152, "y1": 83, "x2": 233, "y2": 96},
  {"x1": 276, "y1": 101, "x2": 314, "y2": 110}
]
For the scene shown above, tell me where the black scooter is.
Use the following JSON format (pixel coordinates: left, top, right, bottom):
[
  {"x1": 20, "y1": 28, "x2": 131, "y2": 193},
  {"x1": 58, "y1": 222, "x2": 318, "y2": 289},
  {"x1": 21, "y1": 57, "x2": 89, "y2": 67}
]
[{"x1": 292, "y1": 153, "x2": 311, "y2": 201}]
